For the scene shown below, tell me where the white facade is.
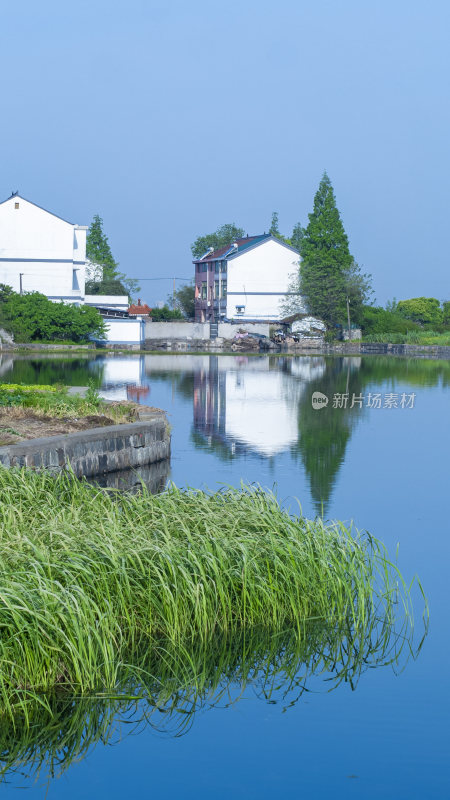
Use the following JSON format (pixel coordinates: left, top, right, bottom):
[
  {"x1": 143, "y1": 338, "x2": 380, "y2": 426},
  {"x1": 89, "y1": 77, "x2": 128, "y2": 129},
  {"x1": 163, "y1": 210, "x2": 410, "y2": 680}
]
[
  {"x1": 226, "y1": 237, "x2": 301, "y2": 321},
  {"x1": 0, "y1": 194, "x2": 87, "y2": 304},
  {"x1": 92, "y1": 317, "x2": 145, "y2": 345}
]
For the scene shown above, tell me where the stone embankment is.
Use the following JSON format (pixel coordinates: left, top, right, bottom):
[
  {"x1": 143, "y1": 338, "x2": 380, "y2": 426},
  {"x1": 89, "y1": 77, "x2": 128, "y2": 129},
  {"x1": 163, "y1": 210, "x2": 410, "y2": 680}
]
[{"x1": 0, "y1": 414, "x2": 170, "y2": 479}]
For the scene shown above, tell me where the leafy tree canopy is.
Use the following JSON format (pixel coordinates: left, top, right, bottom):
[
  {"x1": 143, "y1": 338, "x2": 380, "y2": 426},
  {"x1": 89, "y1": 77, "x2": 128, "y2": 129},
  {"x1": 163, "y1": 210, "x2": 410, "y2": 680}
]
[
  {"x1": 150, "y1": 305, "x2": 184, "y2": 321},
  {"x1": 191, "y1": 224, "x2": 245, "y2": 259},
  {"x1": 0, "y1": 285, "x2": 105, "y2": 343},
  {"x1": 167, "y1": 281, "x2": 195, "y2": 318},
  {"x1": 85, "y1": 279, "x2": 128, "y2": 296},
  {"x1": 443, "y1": 301, "x2": 450, "y2": 325},
  {"x1": 396, "y1": 297, "x2": 443, "y2": 325},
  {"x1": 299, "y1": 172, "x2": 373, "y2": 327}
]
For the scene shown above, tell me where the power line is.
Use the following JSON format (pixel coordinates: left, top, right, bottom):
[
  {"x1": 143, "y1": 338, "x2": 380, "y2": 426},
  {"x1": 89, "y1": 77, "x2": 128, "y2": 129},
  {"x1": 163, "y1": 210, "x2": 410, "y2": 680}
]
[{"x1": 128, "y1": 276, "x2": 191, "y2": 281}]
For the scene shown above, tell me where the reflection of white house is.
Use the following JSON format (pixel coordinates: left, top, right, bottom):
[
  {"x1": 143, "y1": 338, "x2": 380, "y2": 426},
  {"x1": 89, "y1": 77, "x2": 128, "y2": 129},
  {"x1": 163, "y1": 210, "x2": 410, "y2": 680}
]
[
  {"x1": 0, "y1": 193, "x2": 87, "y2": 304},
  {"x1": 194, "y1": 235, "x2": 301, "y2": 322},
  {"x1": 98, "y1": 356, "x2": 146, "y2": 401},
  {"x1": 224, "y1": 370, "x2": 299, "y2": 456}
]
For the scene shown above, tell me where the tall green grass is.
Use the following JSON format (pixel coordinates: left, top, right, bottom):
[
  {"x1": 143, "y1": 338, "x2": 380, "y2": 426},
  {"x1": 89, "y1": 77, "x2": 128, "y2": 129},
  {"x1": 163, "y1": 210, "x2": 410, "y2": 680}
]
[{"x1": 0, "y1": 468, "x2": 425, "y2": 727}]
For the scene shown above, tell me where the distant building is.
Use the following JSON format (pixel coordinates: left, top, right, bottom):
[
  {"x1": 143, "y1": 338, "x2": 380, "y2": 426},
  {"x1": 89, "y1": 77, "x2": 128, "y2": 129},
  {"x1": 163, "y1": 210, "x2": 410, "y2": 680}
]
[
  {"x1": 128, "y1": 299, "x2": 152, "y2": 317},
  {"x1": 0, "y1": 192, "x2": 88, "y2": 304},
  {"x1": 193, "y1": 234, "x2": 300, "y2": 322}
]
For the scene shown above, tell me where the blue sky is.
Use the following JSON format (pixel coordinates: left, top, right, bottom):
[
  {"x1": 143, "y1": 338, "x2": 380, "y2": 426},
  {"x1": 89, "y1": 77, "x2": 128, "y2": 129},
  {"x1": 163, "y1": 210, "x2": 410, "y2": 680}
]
[{"x1": 0, "y1": 0, "x2": 448, "y2": 305}]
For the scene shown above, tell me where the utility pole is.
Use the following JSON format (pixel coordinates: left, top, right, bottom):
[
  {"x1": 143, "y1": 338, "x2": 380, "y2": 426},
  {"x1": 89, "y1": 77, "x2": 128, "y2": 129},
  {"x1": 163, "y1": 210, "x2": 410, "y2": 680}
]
[
  {"x1": 173, "y1": 277, "x2": 176, "y2": 310},
  {"x1": 346, "y1": 296, "x2": 351, "y2": 342},
  {"x1": 19, "y1": 273, "x2": 24, "y2": 296}
]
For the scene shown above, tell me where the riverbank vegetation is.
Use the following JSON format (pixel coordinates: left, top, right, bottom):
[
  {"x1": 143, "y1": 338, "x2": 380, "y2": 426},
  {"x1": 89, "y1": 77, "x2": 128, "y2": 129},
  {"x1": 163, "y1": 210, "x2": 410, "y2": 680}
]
[
  {"x1": 0, "y1": 469, "x2": 424, "y2": 725},
  {"x1": 0, "y1": 284, "x2": 105, "y2": 343},
  {"x1": 0, "y1": 384, "x2": 141, "y2": 443}
]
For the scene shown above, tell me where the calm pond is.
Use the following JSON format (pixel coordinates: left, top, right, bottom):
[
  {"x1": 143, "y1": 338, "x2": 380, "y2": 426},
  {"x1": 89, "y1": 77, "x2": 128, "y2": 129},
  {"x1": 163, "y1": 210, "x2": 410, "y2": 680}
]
[{"x1": 0, "y1": 352, "x2": 448, "y2": 798}]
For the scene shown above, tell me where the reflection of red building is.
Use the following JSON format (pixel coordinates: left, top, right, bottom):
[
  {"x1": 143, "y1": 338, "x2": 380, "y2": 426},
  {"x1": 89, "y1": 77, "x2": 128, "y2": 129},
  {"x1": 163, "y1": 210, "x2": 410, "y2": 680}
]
[
  {"x1": 193, "y1": 357, "x2": 226, "y2": 436},
  {"x1": 127, "y1": 384, "x2": 151, "y2": 402}
]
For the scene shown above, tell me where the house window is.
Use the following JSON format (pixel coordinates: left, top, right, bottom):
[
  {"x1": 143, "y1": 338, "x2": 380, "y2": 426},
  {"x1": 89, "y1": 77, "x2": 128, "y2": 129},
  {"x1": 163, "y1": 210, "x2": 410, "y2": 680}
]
[
  {"x1": 221, "y1": 281, "x2": 227, "y2": 298},
  {"x1": 214, "y1": 280, "x2": 219, "y2": 298},
  {"x1": 14, "y1": 202, "x2": 19, "y2": 209},
  {"x1": 215, "y1": 261, "x2": 219, "y2": 273},
  {"x1": 220, "y1": 261, "x2": 227, "y2": 273},
  {"x1": 235, "y1": 305, "x2": 245, "y2": 314},
  {"x1": 201, "y1": 283, "x2": 207, "y2": 299}
]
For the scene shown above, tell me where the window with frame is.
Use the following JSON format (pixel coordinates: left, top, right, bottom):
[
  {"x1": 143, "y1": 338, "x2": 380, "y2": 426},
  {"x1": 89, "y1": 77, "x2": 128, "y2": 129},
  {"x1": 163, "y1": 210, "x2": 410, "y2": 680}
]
[
  {"x1": 220, "y1": 260, "x2": 227, "y2": 273},
  {"x1": 214, "y1": 280, "x2": 220, "y2": 298},
  {"x1": 221, "y1": 281, "x2": 227, "y2": 298},
  {"x1": 201, "y1": 283, "x2": 207, "y2": 299},
  {"x1": 235, "y1": 305, "x2": 245, "y2": 314}
]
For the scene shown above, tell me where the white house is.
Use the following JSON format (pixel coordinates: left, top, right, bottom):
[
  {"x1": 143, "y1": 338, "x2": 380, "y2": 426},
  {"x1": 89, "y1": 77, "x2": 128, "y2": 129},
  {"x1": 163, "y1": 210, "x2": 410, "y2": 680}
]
[
  {"x1": 0, "y1": 192, "x2": 88, "y2": 304},
  {"x1": 194, "y1": 234, "x2": 302, "y2": 322}
]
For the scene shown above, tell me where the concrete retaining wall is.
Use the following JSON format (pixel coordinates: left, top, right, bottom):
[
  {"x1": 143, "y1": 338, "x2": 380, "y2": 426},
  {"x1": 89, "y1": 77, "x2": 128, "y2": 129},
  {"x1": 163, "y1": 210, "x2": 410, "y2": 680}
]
[
  {"x1": 0, "y1": 419, "x2": 170, "y2": 478},
  {"x1": 144, "y1": 320, "x2": 271, "y2": 343}
]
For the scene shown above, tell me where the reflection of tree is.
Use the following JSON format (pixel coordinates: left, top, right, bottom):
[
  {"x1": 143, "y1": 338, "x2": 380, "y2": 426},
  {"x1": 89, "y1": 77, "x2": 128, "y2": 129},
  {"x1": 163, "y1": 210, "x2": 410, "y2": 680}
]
[
  {"x1": 293, "y1": 358, "x2": 365, "y2": 515},
  {"x1": 0, "y1": 608, "x2": 422, "y2": 785},
  {"x1": 294, "y1": 355, "x2": 450, "y2": 514},
  {"x1": 0, "y1": 357, "x2": 105, "y2": 387}
]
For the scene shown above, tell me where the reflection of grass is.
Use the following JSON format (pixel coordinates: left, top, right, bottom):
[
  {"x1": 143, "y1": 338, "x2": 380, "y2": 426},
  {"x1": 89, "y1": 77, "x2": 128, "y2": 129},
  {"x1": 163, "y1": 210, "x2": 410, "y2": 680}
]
[
  {"x1": 0, "y1": 469, "x2": 426, "y2": 729},
  {"x1": 0, "y1": 616, "x2": 426, "y2": 783}
]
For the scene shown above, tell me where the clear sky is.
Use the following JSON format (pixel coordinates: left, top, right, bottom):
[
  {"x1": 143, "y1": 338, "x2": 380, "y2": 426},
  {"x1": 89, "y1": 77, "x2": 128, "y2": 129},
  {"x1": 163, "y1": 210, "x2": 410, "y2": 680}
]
[{"x1": 0, "y1": 0, "x2": 448, "y2": 305}]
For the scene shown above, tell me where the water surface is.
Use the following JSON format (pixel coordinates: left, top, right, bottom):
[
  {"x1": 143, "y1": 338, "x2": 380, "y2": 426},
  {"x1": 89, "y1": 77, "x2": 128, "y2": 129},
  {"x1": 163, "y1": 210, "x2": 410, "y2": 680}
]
[{"x1": 0, "y1": 353, "x2": 448, "y2": 798}]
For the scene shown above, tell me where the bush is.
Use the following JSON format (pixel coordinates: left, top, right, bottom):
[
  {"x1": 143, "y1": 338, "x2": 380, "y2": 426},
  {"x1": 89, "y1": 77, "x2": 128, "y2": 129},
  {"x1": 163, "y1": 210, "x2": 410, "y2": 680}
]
[
  {"x1": 360, "y1": 305, "x2": 419, "y2": 335},
  {"x1": 396, "y1": 297, "x2": 443, "y2": 326},
  {"x1": 150, "y1": 305, "x2": 184, "y2": 321},
  {"x1": 0, "y1": 285, "x2": 106, "y2": 343},
  {"x1": 443, "y1": 301, "x2": 450, "y2": 325}
]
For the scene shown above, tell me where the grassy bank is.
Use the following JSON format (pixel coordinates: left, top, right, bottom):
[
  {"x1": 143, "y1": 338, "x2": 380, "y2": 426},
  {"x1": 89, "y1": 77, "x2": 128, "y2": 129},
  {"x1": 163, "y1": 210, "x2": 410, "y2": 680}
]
[
  {"x1": 0, "y1": 383, "x2": 138, "y2": 424},
  {"x1": 0, "y1": 469, "x2": 424, "y2": 724},
  {"x1": 363, "y1": 330, "x2": 450, "y2": 345}
]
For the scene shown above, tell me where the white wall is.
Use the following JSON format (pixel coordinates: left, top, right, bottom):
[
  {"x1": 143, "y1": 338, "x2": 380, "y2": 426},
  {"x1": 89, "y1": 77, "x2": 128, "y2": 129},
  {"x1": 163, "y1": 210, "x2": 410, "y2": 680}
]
[
  {"x1": 0, "y1": 195, "x2": 87, "y2": 302},
  {"x1": 145, "y1": 321, "x2": 211, "y2": 339},
  {"x1": 97, "y1": 318, "x2": 144, "y2": 344},
  {"x1": 226, "y1": 239, "x2": 300, "y2": 321}
]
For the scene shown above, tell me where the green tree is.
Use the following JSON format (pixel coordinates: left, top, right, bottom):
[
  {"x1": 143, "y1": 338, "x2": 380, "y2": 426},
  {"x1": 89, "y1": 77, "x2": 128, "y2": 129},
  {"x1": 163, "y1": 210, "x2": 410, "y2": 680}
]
[
  {"x1": 85, "y1": 279, "x2": 128, "y2": 296},
  {"x1": 291, "y1": 222, "x2": 304, "y2": 252},
  {"x1": 86, "y1": 215, "x2": 118, "y2": 280},
  {"x1": 396, "y1": 297, "x2": 443, "y2": 325},
  {"x1": 443, "y1": 301, "x2": 450, "y2": 325},
  {"x1": 86, "y1": 215, "x2": 140, "y2": 300},
  {"x1": 191, "y1": 223, "x2": 245, "y2": 259},
  {"x1": 167, "y1": 281, "x2": 195, "y2": 318},
  {"x1": 299, "y1": 172, "x2": 372, "y2": 327},
  {"x1": 269, "y1": 211, "x2": 281, "y2": 238},
  {"x1": 150, "y1": 305, "x2": 184, "y2": 321},
  {"x1": 0, "y1": 285, "x2": 105, "y2": 343}
]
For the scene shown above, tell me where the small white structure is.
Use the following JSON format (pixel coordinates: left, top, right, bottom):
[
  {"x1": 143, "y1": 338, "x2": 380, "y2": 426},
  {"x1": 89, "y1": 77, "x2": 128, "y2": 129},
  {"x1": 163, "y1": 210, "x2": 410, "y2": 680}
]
[
  {"x1": 194, "y1": 235, "x2": 301, "y2": 322},
  {"x1": 0, "y1": 193, "x2": 88, "y2": 304},
  {"x1": 91, "y1": 317, "x2": 145, "y2": 346},
  {"x1": 84, "y1": 295, "x2": 129, "y2": 312}
]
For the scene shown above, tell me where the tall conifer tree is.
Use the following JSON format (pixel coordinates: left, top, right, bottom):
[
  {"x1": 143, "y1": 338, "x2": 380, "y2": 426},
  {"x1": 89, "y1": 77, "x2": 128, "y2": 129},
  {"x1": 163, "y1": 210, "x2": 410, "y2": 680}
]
[{"x1": 299, "y1": 172, "x2": 353, "y2": 326}]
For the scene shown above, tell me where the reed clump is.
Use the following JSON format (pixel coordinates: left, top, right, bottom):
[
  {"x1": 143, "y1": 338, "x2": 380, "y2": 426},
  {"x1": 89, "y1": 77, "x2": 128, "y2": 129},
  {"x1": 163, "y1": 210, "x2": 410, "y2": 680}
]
[{"x1": 0, "y1": 468, "x2": 420, "y2": 722}]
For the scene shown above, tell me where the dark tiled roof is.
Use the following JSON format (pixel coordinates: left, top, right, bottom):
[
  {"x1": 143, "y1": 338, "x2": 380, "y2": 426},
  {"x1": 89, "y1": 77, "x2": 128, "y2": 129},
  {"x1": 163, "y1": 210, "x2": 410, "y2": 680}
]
[{"x1": 194, "y1": 235, "x2": 268, "y2": 263}]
